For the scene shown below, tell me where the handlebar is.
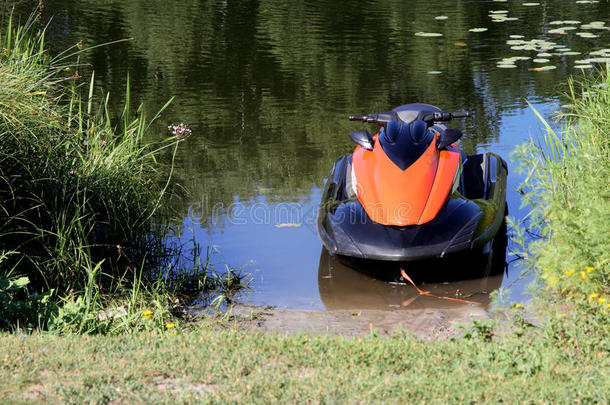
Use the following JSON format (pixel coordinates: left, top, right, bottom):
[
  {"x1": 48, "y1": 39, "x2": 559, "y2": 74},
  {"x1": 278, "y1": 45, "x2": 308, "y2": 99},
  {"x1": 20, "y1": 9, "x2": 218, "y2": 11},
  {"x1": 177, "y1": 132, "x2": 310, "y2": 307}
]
[
  {"x1": 349, "y1": 110, "x2": 471, "y2": 126},
  {"x1": 348, "y1": 113, "x2": 394, "y2": 124}
]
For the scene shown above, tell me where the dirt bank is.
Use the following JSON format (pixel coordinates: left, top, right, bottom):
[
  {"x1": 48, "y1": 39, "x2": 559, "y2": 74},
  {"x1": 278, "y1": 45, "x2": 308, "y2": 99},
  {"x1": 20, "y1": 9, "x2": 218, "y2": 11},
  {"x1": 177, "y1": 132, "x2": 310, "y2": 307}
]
[{"x1": 229, "y1": 304, "x2": 493, "y2": 340}]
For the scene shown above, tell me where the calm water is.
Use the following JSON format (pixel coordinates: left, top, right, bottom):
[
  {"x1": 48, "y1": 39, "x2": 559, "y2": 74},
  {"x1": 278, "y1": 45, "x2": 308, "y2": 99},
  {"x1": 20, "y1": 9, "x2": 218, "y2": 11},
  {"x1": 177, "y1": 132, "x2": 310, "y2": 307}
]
[{"x1": 20, "y1": 0, "x2": 610, "y2": 309}]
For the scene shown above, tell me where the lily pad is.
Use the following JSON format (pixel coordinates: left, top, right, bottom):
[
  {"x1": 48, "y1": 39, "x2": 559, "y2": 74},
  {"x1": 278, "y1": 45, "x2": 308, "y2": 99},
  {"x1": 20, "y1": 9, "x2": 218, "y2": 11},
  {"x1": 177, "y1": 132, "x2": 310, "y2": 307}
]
[
  {"x1": 575, "y1": 64, "x2": 594, "y2": 69},
  {"x1": 490, "y1": 16, "x2": 508, "y2": 22},
  {"x1": 548, "y1": 28, "x2": 568, "y2": 34},
  {"x1": 562, "y1": 51, "x2": 581, "y2": 56},
  {"x1": 530, "y1": 65, "x2": 557, "y2": 72},
  {"x1": 469, "y1": 28, "x2": 489, "y2": 32},
  {"x1": 497, "y1": 64, "x2": 517, "y2": 68},
  {"x1": 509, "y1": 35, "x2": 525, "y2": 39},
  {"x1": 580, "y1": 24, "x2": 608, "y2": 30},
  {"x1": 522, "y1": 2, "x2": 540, "y2": 6},
  {"x1": 435, "y1": 16, "x2": 449, "y2": 20},
  {"x1": 538, "y1": 52, "x2": 553, "y2": 57},
  {"x1": 427, "y1": 71, "x2": 442, "y2": 74},
  {"x1": 563, "y1": 20, "x2": 581, "y2": 25},
  {"x1": 590, "y1": 49, "x2": 610, "y2": 56},
  {"x1": 489, "y1": 10, "x2": 509, "y2": 14},
  {"x1": 576, "y1": 32, "x2": 600, "y2": 38},
  {"x1": 533, "y1": 58, "x2": 550, "y2": 63},
  {"x1": 415, "y1": 32, "x2": 443, "y2": 37}
]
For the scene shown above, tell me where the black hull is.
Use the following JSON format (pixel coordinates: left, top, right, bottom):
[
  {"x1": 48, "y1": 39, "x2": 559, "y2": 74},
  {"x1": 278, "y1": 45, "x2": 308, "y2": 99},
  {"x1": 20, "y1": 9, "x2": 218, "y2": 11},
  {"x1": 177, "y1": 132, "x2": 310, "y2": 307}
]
[{"x1": 317, "y1": 152, "x2": 508, "y2": 264}]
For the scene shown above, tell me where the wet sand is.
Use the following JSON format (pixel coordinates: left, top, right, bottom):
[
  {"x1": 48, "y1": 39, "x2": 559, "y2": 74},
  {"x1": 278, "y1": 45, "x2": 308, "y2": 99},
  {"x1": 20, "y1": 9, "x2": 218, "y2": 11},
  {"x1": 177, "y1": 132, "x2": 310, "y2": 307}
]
[{"x1": 230, "y1": 304, "x2": 493, "y2": 341}]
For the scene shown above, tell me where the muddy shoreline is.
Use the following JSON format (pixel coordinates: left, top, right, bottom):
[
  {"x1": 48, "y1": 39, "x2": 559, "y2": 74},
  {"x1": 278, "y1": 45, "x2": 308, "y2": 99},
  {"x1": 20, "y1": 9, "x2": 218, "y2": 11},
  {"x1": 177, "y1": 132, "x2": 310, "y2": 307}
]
[{"x1": 228, "y1": 304, "x2": 495, "y2": 340}]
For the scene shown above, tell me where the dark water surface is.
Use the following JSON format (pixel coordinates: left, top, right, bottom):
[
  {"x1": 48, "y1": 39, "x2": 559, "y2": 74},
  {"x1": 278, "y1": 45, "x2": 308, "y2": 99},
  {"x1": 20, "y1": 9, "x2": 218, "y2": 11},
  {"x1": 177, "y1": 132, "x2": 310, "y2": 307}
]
[{"x1": 21, "y1": 0, "x2": 610, "y2": 310}]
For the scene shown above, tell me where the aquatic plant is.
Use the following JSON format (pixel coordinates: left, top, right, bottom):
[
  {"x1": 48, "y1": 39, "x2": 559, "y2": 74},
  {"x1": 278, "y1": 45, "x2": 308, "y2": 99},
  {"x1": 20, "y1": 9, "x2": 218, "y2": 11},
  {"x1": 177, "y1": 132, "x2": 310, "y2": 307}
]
[
  {"x1": 0, "y1": 12, "x2": 249, "y2": 333},
  {"x1": 0, "y1": 10, "x2": 180, "y2": 291},
  {"x1": 510, "y1": 65, "x2": 610, "y2": 314}
]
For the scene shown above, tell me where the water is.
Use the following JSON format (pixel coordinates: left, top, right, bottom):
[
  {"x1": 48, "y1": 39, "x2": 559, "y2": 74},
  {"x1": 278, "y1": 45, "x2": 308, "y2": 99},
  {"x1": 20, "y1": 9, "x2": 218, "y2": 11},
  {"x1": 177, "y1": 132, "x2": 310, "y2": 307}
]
[{"x1": 21, "y1": 0, "x2": 610, "y2": 310}]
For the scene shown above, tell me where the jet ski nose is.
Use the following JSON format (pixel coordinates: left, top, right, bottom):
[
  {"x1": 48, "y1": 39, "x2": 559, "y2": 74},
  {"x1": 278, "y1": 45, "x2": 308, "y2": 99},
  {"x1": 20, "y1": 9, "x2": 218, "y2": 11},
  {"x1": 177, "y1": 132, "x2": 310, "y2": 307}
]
[{"x1": 378, "y1": 119, "x2": 435, "y2": 170}]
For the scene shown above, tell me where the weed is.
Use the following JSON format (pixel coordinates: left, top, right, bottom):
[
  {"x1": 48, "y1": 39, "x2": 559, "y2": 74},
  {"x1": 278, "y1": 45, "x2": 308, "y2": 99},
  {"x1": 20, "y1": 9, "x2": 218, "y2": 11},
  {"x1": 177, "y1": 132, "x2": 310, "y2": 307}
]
[
  {"x1": 0, "y1": 12, "x2": 249, "y2": 333},
  {"x1": 510, "y1": 66, "x2": 610, "y2": 315}
]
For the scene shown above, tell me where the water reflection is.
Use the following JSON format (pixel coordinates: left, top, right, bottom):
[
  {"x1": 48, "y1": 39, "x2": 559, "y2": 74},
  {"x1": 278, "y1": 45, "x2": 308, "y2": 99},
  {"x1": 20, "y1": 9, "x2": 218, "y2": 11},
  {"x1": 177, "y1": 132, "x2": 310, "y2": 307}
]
[
  {"x1": 318, "y1": 249, "x2": 505, "y2": 310},
  {"x1": 318, "y1": 252, "x2": 505, "y2": 311}
]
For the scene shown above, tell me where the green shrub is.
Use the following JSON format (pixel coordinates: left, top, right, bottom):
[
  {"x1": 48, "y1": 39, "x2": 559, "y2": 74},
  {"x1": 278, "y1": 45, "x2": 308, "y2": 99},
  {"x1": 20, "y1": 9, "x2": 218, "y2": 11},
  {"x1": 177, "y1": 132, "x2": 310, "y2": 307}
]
[
  {"x1": 1, "y1": 251, "x2": 56, "y2": 330},
  {"x1": 0, "y1": 12, "x2": 178, "y2": 293},
  {"x1": 510, "y1": 66, "x2": 610, "y2": 315}
]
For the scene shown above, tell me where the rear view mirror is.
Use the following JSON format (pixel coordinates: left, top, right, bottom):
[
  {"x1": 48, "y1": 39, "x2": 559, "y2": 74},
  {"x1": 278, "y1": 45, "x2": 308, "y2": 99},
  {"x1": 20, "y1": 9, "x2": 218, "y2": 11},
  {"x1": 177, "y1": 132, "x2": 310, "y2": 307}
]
[
  {"x1": 437, "y1": 128, "x2": 463, "y2": 150},
  {"x1": 349, "y1": 130, "x2": 374, "y2": 150}
]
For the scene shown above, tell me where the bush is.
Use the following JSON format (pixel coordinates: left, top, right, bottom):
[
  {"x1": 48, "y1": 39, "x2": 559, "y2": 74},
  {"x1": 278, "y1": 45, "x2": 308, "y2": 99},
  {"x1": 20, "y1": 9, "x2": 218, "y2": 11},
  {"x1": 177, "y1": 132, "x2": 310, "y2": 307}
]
[
  {"x1": 0, "y1": 12, "x2": 178, "y2": 294},
  {"x1": 510, "y1": 66, "x2": 610, "y2": 315}
]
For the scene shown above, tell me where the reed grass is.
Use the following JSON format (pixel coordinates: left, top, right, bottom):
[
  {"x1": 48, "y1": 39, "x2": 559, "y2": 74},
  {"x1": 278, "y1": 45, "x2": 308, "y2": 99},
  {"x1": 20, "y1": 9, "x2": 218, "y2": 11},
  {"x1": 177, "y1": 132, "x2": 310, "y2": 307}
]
[
  {"x1": 0, "y1": 12, "x2": 249, "y2": 333},
  {"x1": 510, "y1": 65, "x2": 610, "y2": 314},
  {"x1": 1, "y1": 11, "x2": 169, "y2": 288}
]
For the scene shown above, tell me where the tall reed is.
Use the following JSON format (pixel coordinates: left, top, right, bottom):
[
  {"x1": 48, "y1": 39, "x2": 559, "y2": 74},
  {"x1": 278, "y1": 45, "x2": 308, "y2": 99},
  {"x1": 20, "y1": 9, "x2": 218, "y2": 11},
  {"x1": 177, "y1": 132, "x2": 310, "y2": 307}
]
[
  {"x1": 0, "y1": 11, "x2": 177, "y2": 294},
  {"x1": 510, "y1": 65, "x2": 609, "y2": 313}
]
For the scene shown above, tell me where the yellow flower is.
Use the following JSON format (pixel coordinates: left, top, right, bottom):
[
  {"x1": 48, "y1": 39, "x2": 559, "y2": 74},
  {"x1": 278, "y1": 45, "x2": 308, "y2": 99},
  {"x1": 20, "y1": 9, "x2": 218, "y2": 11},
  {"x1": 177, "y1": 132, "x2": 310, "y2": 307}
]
[
  {"x1": 566, "y1": 269, "x2": 575, "y2": 276},
  {"x1": 589, "y1": 293, "x2": 599, "y2": 299},
  {"x1": 513, "y1": 303, "x2": 522, "y2": 309},
  {"x1": 606, "y1": 303, "x2": 610, "y2": 309},
  {"x1": 599, "y1": 298, "x2": 606, "y2": 305},
  {"x1": 165, "y1": 323, "x2": 175, "y2": 329},
  {"x1": 585, "y1": 266, "x2": 594, "y2": 273},
  {"x1": 142, "y1": 310, "x2": 153, "y2": 318},
  {"x1": 580, "y1": 271, "x2": 588, "y2": 280}
]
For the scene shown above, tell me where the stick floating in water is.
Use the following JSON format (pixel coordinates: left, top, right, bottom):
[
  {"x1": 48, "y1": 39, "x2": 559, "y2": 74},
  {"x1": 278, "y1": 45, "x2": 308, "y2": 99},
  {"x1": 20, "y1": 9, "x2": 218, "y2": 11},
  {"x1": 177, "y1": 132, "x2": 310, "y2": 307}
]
[{"x1": 400, "y1": 269, "x2": 485, "y2": 306}]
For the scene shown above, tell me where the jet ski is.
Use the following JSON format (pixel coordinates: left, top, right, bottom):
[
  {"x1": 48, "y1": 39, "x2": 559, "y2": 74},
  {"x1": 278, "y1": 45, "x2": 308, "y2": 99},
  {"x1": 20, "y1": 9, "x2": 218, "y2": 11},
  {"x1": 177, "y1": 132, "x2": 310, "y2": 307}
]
[{"x1": 316, "y1": 103, "x2": 507, "y2": 272}]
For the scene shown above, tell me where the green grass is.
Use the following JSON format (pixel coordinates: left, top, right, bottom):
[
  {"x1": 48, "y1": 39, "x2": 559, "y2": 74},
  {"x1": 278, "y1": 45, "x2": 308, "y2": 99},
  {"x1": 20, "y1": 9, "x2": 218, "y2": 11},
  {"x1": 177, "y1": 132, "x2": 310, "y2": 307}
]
[
  {"x1": 0, "y1": 10, "x2": 177, "y2": 293},
  {"x1": 510, "y1": 65, "x2": 610, "y2": 314},
  {"x1": 0, "y1": 12, "x2": 249, "y2": 333},
  {"x1": 0, "y1": 307, "x2": 608, "y2": 403}
]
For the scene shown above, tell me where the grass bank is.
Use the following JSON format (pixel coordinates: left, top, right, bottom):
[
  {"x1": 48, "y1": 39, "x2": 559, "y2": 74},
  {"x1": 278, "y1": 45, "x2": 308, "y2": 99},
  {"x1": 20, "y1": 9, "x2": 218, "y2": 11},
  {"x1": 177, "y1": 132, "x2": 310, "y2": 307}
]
[
  {"x1": 0, "y1": 13, "x2": 247, "y2": 333},
  {"x1": 1, "y1": 308, "x2": 608, "y2": 403}
]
